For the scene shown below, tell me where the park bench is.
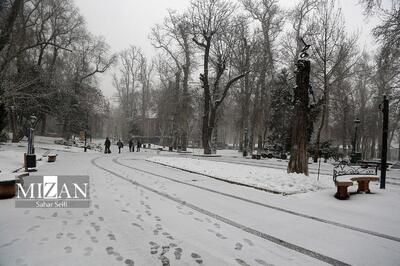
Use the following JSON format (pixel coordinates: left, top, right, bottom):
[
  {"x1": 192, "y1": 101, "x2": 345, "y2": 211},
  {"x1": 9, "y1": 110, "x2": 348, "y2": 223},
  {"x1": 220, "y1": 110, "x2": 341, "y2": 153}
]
[{"x1": 333, "y1": 161, "x2": 379, "y2": 200}]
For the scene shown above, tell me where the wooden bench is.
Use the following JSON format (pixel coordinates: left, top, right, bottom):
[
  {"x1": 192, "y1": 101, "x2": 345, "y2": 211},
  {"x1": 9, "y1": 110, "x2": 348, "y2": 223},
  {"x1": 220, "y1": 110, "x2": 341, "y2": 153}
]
[
  {"x1": 334, "y1": 180, "x2": 354, "y2": 200},
  {"x1": 48, "y1": 154, "x2": 57, "y2": 162},
  {"x1": 333, "y1": 161, "x2": 379, "y2": 200},
  {"x1": 350, "y1": 176, "x2": 379, "y2": 193}
]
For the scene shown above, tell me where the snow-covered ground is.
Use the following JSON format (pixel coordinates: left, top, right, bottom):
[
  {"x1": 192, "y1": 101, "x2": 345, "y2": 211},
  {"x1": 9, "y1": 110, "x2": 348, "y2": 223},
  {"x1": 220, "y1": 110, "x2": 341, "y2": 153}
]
[
  {"x1": 0, "y1": 144, "x2": 400, "y2": 265},
  {"x1": 147, "y1": 156, "x2": 333, "y2": 194}
]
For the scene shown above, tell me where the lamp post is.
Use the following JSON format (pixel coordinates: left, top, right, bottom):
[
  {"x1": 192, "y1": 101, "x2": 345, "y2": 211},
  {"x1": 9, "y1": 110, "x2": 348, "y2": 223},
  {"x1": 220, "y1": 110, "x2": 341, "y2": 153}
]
[
  {"x1": 351, "y1": 118, "x2": 360, "y2": 154},
  {"x1": 28, "y1": 115, "x2": 37, "y2": 155},
  {"x1": 350, "y1": 118, "x2": 361, "y2": 164},
  {"x1": 25, "y1": 115, "x2": 37, "y2": 171},
  {"x1": 380, "y1": 95, "x2": 389, "y2": 189}
]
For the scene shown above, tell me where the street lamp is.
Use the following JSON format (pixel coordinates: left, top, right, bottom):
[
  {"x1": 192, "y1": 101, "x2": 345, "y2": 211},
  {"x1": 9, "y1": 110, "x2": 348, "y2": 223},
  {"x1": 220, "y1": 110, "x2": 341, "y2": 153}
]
[
  {"x1": 350, "y1": 118, "x2": 361, "y2": 164},
  {"x1": 28, "y1": 115, "x2": 37, "y2": 155},
  {"x1": 352, "y1": 118, "x2": 360, "y2": 154}
]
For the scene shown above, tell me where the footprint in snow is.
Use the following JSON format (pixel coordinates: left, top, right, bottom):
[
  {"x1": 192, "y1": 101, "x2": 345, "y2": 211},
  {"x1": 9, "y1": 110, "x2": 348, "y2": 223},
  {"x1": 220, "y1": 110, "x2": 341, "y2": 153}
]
[
  {"x1": 64, "y1": 246, "x2": 72, "y2": 254},
  {"x1": 216, "y1": 232, "x2": 227, "y2": 240},
  {"x1": 191, "y1": 253, "x2": 203, "y2": 264},
  {"x1": 27, "y1": 225, "x2": 40, "y2": 232},
  {"x1": 106, "y1": 246, "x2": 114, "y2": 255},
  {"x1": 255, "y1": 258, "x2": 274, "y2": 266},
  {"x1": 0, "y1": 238, "x2": 20, "y2": 248},
  {"x1": 132, "y1": 223, "x2": 144, "y2": 230},
  {"x1": 174, "y1": 247, "x2": 183, "y2": 260},
  {"x1": 84, "y1": 246, "x2": 93, "y2": 256},
  {"x1": 235, "y1": 242, "x2": 243, "y2": 250},
  {"x1": 243, "y1": 238, "x2": 254, "y2": 246},
  {"x1": 149, "y1": 241, "x2": 160, "y2": 254},
  {"x1": 108, "y1": 233, "x2": 116, "y2": 241},
  {"x1": 124, "y1": 259, "x2": 135, "y2": 265},
  {"x1": 235, "y1": 258, "x2": 250, "y2": 266}
]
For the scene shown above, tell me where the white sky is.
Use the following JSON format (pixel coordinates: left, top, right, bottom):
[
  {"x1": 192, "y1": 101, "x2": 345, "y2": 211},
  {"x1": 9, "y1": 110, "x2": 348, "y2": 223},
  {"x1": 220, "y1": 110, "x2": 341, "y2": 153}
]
[{"x1": 73, "y1": 0, "x2": 381, "y2": 100}]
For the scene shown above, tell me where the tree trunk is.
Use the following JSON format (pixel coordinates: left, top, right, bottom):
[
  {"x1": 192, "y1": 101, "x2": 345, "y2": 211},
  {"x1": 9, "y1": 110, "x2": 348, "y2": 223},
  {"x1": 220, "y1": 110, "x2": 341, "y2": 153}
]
[
  {"x1": 288, "y1": 59, "x2": 310, "y2": 176},
  {"x1": 9, "y1": 108, "x2": 19, "y2": 143},
  {"x1": 398, "y1": 133, "x2": 400, "y2": 161},
  {"x1": 40, "y1": 113, "x2": 46, "y2": 135},
  {"x1": 201, "y1": 38, "x2": 212, "y2": 154}
]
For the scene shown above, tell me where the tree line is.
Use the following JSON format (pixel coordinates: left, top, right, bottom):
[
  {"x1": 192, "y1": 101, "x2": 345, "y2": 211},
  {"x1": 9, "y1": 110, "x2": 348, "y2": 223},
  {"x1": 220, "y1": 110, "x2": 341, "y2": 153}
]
[
  {"x1": 1, "y1": 0, "x2": 399, "y2": 161},
  {"x1": 0, "y1": 0, "x2": 114, "y2": 142}
]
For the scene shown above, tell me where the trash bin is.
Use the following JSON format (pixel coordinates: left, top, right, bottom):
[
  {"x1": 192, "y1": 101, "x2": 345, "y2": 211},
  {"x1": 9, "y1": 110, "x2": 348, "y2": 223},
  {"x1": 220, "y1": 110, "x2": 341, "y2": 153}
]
[{"x1": 26, "y1": 154, "x2": 36, "y2": 168}]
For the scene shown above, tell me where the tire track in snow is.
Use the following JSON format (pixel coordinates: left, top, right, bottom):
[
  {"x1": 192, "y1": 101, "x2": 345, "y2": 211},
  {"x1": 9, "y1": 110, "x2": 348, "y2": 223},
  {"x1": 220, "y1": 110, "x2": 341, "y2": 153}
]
[
  {"x1": 92, "y1": 156, "x2": 349, "y2": 266},
  {"x1": 114, "y1": 156, "x2": 400, "y2": 244}
]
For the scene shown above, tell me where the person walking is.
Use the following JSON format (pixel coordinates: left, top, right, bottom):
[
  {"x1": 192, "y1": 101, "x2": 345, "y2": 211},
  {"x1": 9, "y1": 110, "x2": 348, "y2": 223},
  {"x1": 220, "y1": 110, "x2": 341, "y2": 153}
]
[
  {"x1": 136, "y1": 140, "x2": 141, "y2": 152},
  {"x1": 104, "y1": 137, "x2": 111, "y2": 154},
  {"x1": 129, "y1": 139, "x2": 134, "y2": 152},
  {"x1": 117, "y1": 139, "x2": 124, "y2": 154}
]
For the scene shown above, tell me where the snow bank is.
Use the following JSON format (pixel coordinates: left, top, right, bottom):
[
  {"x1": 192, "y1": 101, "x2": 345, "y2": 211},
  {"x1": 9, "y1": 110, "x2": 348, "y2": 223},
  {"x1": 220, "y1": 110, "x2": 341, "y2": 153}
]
[
  {"x1": 147, "y1": 156, "x2": 334, "y2": 194},
  {"x1": 0, "y1": 150, "x2": 23, "y2": 176}
]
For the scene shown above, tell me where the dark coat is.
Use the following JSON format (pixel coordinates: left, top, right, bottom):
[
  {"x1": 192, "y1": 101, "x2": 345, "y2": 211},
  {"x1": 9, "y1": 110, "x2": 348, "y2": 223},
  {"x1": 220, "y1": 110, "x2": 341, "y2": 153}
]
[
  {"x1": 105, "y1": 139, "x2": 111, "y2": 147},
  {"x1": 117, "y1": 141, "x2": 123, "y2": 148}
]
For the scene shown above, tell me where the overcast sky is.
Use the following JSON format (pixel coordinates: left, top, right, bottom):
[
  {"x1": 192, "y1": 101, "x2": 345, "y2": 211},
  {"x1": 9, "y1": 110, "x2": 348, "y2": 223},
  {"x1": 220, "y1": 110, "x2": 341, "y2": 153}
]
[{"x1": 73, "y1": 0, "x2": 380, "y2": 100}]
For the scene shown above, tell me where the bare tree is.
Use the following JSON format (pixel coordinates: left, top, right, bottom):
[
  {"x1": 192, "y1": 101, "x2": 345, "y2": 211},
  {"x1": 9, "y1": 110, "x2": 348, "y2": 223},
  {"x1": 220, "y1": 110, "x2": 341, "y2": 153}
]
[
  {"x1": 190, "y1": 0, "x2": 249, "y2": 154},
  {"x1": 310, "y1": 0, "x2": 359, "y2": 160},
  {"x1": 150, "y1": 10, "x2": 193, "y2": 150},
  {"x1": 241, "y1": 0, "x2": 283, "y2": 153},
  {"x1": 113, "y1": 45, "x2": 143, "y2": 138}
]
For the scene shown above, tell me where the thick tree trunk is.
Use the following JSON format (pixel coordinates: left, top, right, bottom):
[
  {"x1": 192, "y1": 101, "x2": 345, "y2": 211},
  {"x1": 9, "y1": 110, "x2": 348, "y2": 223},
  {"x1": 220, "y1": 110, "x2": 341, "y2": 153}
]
[
  {"x1": 201, "y1": 38, "x2": 212, "y2": 155},
  {"x1": 180, "y1": 64, "x2": 190, "y2": 151},
  {"x1": 288, "y1": 59, "x2": 310, "y2": 176}
]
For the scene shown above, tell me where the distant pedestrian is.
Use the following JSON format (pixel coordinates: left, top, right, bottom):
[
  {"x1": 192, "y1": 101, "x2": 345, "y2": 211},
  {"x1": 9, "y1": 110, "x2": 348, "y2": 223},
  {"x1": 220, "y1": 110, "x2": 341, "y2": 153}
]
[
  {"x1": 104, "y1": 137, "x2": 111, "y2": 154},
  {"x1": 117, "y1": 139, "x2": 124, "y2": 154},
  {"x1": 129, "y1": 139, "x2": 134, "y2": 152},
  {"x1": 136, "y1": 140, "x2": 141, "y2": 152}
]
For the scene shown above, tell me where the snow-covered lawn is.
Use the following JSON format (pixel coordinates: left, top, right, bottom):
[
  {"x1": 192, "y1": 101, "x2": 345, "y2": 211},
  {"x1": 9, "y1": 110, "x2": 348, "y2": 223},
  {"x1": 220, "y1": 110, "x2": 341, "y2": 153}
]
[
  {"x1": 0, "y1": 150, "x2": 23, "y2": 178},
  {"x1": 147, "y1": 156, "x2": 334, "y2": 194}
]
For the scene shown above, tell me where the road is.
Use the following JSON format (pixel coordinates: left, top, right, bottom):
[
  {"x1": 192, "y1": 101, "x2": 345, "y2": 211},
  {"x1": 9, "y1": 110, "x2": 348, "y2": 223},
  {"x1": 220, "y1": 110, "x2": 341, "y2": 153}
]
[{"x1": 1, "y1": 150, "x2": 399, "y2": 266}]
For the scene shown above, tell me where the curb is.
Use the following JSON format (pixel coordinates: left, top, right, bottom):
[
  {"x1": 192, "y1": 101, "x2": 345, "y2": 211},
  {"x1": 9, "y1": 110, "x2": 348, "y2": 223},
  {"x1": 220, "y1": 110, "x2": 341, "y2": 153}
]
[{"x1": 145, "y1": 159, "x2": 293, "y2": 195}]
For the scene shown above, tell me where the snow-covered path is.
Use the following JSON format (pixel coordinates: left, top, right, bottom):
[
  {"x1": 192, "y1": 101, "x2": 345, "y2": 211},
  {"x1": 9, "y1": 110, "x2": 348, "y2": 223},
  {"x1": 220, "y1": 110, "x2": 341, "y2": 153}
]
[{"x1": 1, "y1": 150, "x2": 400, "y2": 266}]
